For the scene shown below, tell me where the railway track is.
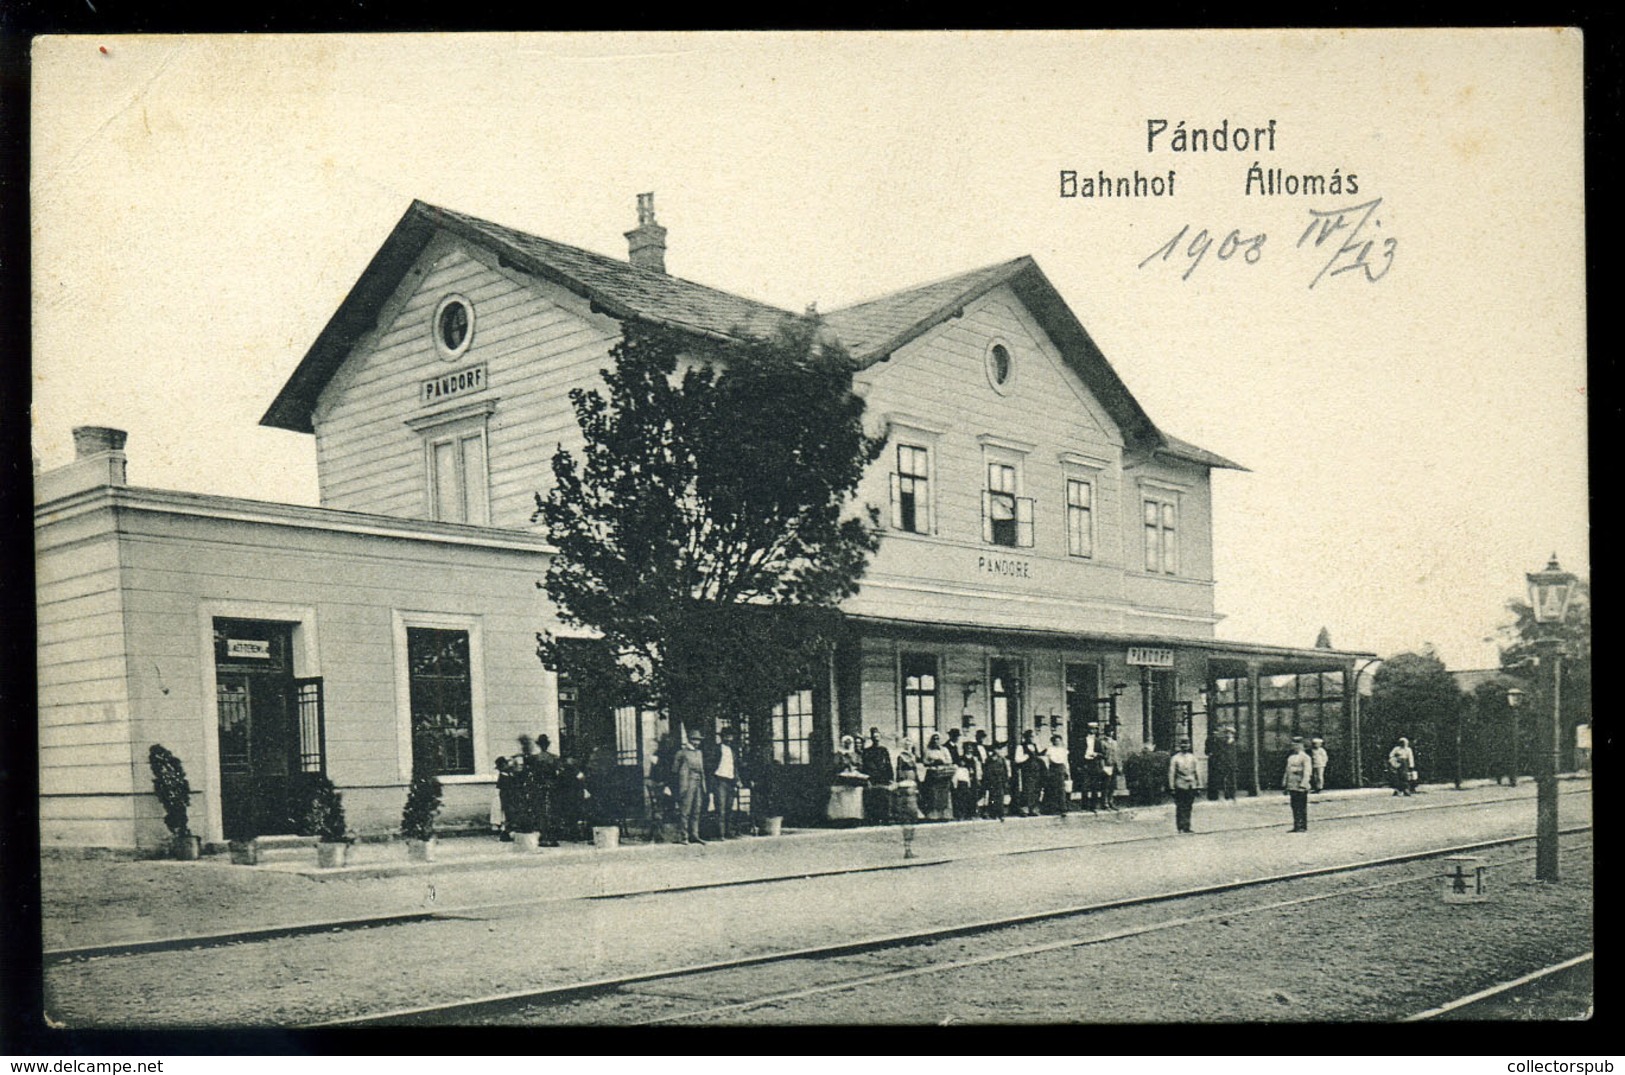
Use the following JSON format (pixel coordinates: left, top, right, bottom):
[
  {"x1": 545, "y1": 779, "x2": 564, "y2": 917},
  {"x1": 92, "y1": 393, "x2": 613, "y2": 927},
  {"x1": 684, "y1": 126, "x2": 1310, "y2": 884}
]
[
  {"x1": 44, "y1": 785, "x2": 1586, "y2": 966},
  {"x1": 1405, "y1": 953, "x2": 1594, "y2": 1022},
  {"x1": 311, "y1": 826, "x2": 1591, "y2": 1027}
]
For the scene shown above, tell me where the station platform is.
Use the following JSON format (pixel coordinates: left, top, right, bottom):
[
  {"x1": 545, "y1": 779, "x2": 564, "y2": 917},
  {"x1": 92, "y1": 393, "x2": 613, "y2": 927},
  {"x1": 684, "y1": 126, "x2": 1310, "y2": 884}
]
[{"x1": 40, "y1": 776, "x2": 1588, "y2": 954}]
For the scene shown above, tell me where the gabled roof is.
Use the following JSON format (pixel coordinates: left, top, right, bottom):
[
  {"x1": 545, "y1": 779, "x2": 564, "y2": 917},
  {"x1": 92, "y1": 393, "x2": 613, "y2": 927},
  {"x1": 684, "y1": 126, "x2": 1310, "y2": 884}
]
[
  {"x1": 261, "y1": 200, "x2": 797, "y2": 433},
  {"x1": 261, "y1": 200, "x2": 1244, "y2": 471},
  {"x1": 823, "y1": 258, "x2": 1246, "y2": 471}
]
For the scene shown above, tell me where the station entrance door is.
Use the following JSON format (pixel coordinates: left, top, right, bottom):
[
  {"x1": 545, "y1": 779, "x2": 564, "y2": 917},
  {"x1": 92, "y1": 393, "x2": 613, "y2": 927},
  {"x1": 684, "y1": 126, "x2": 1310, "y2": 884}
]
[{"x1": 213, "y1": 618, "x2": 324, "y2": 840}]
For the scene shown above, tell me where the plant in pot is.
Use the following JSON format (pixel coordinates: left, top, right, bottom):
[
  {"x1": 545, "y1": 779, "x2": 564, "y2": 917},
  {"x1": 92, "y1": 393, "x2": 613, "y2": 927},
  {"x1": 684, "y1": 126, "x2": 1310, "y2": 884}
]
[
  {"x1": 147, "y1": 744, "x2": 201, "y2": 860},
  {"x1": 400, "y1": 768, "x2": 443, "y2": 863},
  {"x1": 506, "y1": 763, "x2": 544, "y2": 852},
  {"x1": 300, "y1": 775, "x2": 352, "y2": 868}
]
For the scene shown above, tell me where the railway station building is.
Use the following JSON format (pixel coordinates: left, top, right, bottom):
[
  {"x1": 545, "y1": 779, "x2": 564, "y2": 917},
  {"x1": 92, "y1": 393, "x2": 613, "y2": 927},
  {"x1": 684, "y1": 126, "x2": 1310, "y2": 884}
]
[{"x1": 36, "y1": 196, "x2": 1373, "y2": 851}]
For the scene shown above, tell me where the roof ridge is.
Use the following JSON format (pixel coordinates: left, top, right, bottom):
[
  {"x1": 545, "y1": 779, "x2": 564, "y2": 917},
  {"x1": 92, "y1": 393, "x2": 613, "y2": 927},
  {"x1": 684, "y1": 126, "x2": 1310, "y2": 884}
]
[
  {"x1": 417, "y1": 200, "x2": 798, "y2": 317},
  {"x1": 823, "y1": 255, "x2": 1032, "y2": 314}
]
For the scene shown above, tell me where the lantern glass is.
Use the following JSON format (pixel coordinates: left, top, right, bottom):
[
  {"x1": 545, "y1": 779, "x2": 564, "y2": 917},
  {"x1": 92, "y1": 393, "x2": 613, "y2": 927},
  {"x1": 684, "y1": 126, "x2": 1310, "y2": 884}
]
[{"x1": 1526, "y1": 556, "x2": 1576, "y2": 625}]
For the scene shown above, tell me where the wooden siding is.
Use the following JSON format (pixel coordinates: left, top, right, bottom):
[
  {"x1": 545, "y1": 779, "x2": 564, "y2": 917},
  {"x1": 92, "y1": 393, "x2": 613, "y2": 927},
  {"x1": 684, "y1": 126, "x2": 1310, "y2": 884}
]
[
  {"x1": 312, "y1": 232, "x2": 621, "y2": 529},
  {"x1": 37, "y1": 491, "x2": 558, "y2": 849},
  {"x1": 36, "y1": 501, "x2": 138, "y2": 849},
  {"x1": 847, "y1": 285, "x2": 1217, "y2": 638}
]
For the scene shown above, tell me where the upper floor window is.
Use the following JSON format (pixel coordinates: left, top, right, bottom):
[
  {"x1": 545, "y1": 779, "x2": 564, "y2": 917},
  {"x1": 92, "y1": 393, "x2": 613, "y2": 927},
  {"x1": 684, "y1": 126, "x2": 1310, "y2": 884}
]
[
  {"x1": 432, "y1": 295, "x2": 475, "y2": 361},
  {"x1": 430, "y1": 429, "x2": 489, "y2": 525},
  {"x1": 1143, "y1": 496, "x2": 1179, "y2": 574},
  {"x1": 1066, "y1": 478, "x2": 1094, "y2": 558},
  {"x1": 410, "y1": 401, "x2": 496, "y2": 526},
  {"x1": 890, "y1": 444, "x2": 932, "y2": 535},
  {"x1": 983, "y1": 462, "x2": 1034, "y2": 548}
]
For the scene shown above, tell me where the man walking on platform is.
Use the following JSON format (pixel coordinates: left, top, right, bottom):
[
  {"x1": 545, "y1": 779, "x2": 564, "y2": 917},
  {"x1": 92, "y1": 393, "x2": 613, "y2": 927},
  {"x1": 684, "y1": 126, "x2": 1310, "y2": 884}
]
[
  {"x1": 1168, "y1": 737, "x2": 1202, "y2": 833},
  {"x1": 1283, "y1": 737, "x2": 1314, "y2": 832}
]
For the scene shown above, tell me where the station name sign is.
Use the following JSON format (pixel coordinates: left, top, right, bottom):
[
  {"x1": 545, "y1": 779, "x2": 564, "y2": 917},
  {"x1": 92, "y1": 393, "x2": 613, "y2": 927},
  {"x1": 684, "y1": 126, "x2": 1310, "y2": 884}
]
[
  {"x1": 226, "y1": 639, "x2": 271, "y2": 659},
  {"x1": 977, "y1": 554, "x2": 1033, "y2": 579},
  {"x1": 1126, "y1": 646, "x2": 1174, "y2": 667},
  {"x1": 421, "y1": 363, "x2": 487, "y2": 405}
]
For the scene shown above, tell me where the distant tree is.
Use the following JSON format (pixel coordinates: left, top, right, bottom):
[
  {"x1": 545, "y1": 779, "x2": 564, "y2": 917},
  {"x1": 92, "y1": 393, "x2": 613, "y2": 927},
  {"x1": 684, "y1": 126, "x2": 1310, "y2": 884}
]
[
  {"x1": 1496, "y1": 578, "x2": 1590, "y2": 770},
  {"x1": 535, "y1": 318, "x2": 885, "y2": 739},
  {"x1": 1361, "y1": 647, "x2": 1462, "y2": 784},
  {"x1": 1314, "y1": 626, "x2": 1334, "y2": 649}
]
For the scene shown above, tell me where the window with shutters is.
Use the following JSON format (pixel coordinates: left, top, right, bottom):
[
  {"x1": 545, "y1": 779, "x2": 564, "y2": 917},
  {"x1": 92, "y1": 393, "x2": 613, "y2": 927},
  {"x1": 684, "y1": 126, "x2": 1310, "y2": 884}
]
[
  {"x1": 408, "y1": 401, "x2": 496, "y2": 526},
  {"x1": 983, "y1": 461, "x2": 1034, "y2": 548},
  {"x1": 889, "y1": 444, "x2": 932, "y2": 535}
]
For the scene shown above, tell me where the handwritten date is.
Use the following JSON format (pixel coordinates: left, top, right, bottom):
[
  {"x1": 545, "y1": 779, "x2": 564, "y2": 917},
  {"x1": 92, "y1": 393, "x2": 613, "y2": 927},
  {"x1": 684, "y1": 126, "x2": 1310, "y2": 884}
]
[{"x1": 1139, "y1": 198, "x2": 1396, "y2": 288}]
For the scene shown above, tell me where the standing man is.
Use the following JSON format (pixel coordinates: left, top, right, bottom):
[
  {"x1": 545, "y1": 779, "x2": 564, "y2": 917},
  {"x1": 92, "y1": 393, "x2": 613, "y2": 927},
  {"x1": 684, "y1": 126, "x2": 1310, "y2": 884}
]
[
  {"x1": 529, "y1": 734, "x2": 563, "y2": 846},
  {"x1": 968, "y1": 730, "x2": 991, "y2": 817},
  {"x1": 673, "y1": 729, "x2": 708, "y2": 845},
  {"x1": 1205, "y1": 725, "x2": 1238, "y2": 803},
  {"x1": 712, "y1": 728, "x2": 741, "y2": 838},
  {"x1": 1078, "y1": 723, "x2": 1102, "y2": 812},
  {"x1": 861, "y1": 727, "x2": 894, "y2": 824},
  {"x1": 1168, "y1": 737, "x2": 1202, "y2": 833},
  {"x1": 1283, "y1": 737, "x2": 1314, "y2": 832},
  {"x1": 1016, "y1": 729, "x2": 1044, "y2": 817},
  {"x1": 1098, "y1": 727, "x2": 1122, "y2": 811},
  {"x1": 1309, "y1": 737, "x2": 1329, "y2": 794},
  {"x1": 982, "y1": 744, "x2": 1010, "y2": 822}
]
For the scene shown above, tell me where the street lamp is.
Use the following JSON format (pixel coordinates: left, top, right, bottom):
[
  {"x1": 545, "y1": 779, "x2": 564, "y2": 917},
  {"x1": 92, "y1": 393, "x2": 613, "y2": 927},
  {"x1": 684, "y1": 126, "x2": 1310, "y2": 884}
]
[{"x1": 1526, "y1": 554, "x2": 1576, "y2": 882}]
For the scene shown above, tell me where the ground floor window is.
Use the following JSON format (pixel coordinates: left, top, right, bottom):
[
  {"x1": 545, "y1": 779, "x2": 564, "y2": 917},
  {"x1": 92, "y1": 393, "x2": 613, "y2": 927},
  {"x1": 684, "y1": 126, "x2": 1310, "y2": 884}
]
[
  {"x1": 901, "y1": 654, "x2": 938, "y2": 750},
  {"x1": 405, "y1": 625, "x2": 476, "y2": 776},
  {"x1": 989, "y1": 658, "x2": 1023, "y2": 747},
  {"x1": 772, "y1": 688, "x2": 814, "y2": 764}
]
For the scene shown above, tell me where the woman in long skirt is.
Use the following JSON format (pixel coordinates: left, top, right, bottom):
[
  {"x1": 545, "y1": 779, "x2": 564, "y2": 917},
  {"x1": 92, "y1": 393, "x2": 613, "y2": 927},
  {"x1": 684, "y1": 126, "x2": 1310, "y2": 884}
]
[{"x1": 920, "y1": 733, "x2": 954, "y2": 821}]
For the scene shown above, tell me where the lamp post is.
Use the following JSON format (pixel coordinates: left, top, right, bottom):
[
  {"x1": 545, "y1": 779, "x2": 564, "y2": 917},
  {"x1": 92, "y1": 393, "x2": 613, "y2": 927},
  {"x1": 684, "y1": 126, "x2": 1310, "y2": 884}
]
[
  {"x1": 1505, "y1": 686, "x2": 1524, "y2": 788},
  {"x1": 1526, "y1": 554, "x2": 1575, "y2": 883}
]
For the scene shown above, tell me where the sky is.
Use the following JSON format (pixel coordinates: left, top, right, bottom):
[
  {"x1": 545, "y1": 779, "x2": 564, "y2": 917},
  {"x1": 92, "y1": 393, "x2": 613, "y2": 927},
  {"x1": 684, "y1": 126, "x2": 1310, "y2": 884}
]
[{"x1": 31, "y1": 30, "x2": 1588, "y2": 671}]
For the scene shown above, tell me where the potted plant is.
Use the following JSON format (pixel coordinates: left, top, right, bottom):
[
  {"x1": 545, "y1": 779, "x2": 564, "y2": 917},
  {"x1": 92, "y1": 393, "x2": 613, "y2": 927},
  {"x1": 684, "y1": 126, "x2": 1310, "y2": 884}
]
[
  {"x1": 301, "y1": 775, "x2": 352, "y2": 868},
  {"x1": 400, "y1": 769, "x2": 443, "y2": 862},
  {"x1": 506, "y1": 762, "x2": 543, "y2": 852},
  {"x1": 147, "y1": 744, "x2": 201, "y2": 860}
]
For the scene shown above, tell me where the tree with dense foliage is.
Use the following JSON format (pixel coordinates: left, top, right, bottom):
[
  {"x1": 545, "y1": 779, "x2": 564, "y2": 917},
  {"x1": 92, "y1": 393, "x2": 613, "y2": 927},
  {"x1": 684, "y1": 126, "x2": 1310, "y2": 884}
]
[
  {"x1": 535, "y1": 318, "x2": 885, "y2": 738},
  {"x1": 1496, "y1": 578, "x2": 1590, "y2": 770},
  {"x1": 1361, "y1": 647, "x2": 1462, "y2": 785}
]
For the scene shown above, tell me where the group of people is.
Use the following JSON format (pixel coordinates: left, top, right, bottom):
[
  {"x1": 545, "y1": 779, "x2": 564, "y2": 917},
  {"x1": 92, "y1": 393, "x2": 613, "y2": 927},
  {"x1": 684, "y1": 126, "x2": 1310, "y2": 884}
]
[
  {"x1": 647, "y1": 727, "x2": 747, "y2": 845},
  {"x1": 837, "y1": 723, "x2": 1126, "y2": 823},
  {"x1": 1167, "y1": 732, "x2": 1330, "y2": 834},
  {"x1": 492, "y1": 733, "x2": 584, "y2": 845}
]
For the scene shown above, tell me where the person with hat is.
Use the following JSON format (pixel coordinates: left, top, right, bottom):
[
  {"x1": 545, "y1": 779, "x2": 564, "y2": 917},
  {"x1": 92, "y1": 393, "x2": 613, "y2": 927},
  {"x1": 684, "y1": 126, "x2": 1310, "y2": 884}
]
[
  {"x1": 1078, "y1": 722, "x2": 1103, "y2": 812},
  {"x1": 1168, "y1": 736, "x2": 1202, "y2": 833},
  {"x1": 1205, "y1": 725, "x2": 1238, "y2": 802},
  {"x1": 673, "y1": 728, "x2": 708, "y2": 844},
  {"x1": 1309, "y1": 736, "x2": 1329, "y2": 793},
  {"x1": 1098, "y1": 727, "x2": 1122, "y2": 811},
  {"x1": 1282, "y1": 737, "x2": 1314, "y2": 832},
  {"x1": 861, "y1": 727, "x2": 895, "y2": 824}
]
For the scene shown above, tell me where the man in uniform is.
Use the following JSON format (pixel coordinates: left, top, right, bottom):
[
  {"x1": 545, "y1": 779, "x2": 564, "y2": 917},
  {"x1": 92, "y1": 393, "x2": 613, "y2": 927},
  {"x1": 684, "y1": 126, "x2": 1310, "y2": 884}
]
[
  {"x1": 1168, "y1": 737, "x2": 1202, "y2": 833},
  {"x1": 1283, "y1": 737, "x2": 1314, "y2": 832},
  {"x1": 1309, "y1": 736, "x2": 1329, "y2": 793}
]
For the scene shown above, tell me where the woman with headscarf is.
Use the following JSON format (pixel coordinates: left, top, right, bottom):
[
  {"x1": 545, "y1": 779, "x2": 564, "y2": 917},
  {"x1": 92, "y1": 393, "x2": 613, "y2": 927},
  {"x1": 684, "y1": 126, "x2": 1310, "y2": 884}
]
[
  {"x1": 1387, "y1": 737, "x2": 1414, "y2": 796},
  {"x1": 827, "y1": 734, "x2": 867, "y2": 824},
  {"x1": 893, "y1": 739, "x2": 921, "y2": 822},
  {"x1": 920, "y1": 732, "x2": 955, "y2": 821}
]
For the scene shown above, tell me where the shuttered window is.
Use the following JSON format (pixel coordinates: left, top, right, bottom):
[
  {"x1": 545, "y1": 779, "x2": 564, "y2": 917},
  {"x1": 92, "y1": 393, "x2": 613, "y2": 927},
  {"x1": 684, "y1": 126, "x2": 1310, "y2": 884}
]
[
  {"x1": 983, "y1": 462, "x2": 1033, "y2": 548},
  {"x1": 889, "y1": 444, "x2": 932, "y2": 534}
]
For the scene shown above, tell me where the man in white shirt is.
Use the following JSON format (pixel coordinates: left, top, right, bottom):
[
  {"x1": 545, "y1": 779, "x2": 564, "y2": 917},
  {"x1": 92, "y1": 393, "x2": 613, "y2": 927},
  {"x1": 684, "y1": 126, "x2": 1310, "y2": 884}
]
[
  {"x1": 712, "y1": 728, "x2": 741, "y2": 838},
  {"x1": 1080, "y1": 723, "x2": 1102, "y2": 811}
]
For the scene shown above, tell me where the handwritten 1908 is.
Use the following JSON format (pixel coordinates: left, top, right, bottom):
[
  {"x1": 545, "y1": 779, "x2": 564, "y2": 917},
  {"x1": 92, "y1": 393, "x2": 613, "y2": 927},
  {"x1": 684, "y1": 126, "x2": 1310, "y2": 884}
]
[{"x1": 1139, "y1": 198, "x2": 1396, "y2": 288}]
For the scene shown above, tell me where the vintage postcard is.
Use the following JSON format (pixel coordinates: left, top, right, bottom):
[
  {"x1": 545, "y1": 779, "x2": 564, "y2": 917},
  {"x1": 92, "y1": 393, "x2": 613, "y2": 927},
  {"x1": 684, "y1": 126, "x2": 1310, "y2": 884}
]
[{"x1": 28, "y1": 29, "x2": 1589, "y2": 1038}]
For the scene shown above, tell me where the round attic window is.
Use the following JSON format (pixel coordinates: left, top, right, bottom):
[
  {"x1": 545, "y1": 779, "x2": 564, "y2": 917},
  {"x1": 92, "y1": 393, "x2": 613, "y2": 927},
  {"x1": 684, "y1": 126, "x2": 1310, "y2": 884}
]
[
  {"x1": 433, "y1": 295, "x2": 475, "y2": 361},
  {"x1": 985, "y1": 341, "x2": 1015, "y2": 394}
]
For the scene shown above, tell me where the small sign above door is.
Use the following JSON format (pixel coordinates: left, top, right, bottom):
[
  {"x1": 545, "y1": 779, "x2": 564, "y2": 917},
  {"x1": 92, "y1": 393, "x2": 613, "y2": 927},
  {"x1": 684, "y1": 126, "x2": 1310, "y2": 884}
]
[
  {"x1": 1126, "y1": 646, "x2": 1174, "y2": 667},
  {"x1": 226, "y1": 639, "x2": 272, "y2": 659}
]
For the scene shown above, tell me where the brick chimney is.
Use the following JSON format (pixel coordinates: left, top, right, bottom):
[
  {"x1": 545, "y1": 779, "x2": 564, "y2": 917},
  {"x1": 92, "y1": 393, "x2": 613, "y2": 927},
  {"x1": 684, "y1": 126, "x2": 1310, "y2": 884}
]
[
  {"x1": 624, "y1": 192, "x2": 667, "y2": 273},
  {"x1": 35, "y1": 425, "x2": 128, "y2": 504}
]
